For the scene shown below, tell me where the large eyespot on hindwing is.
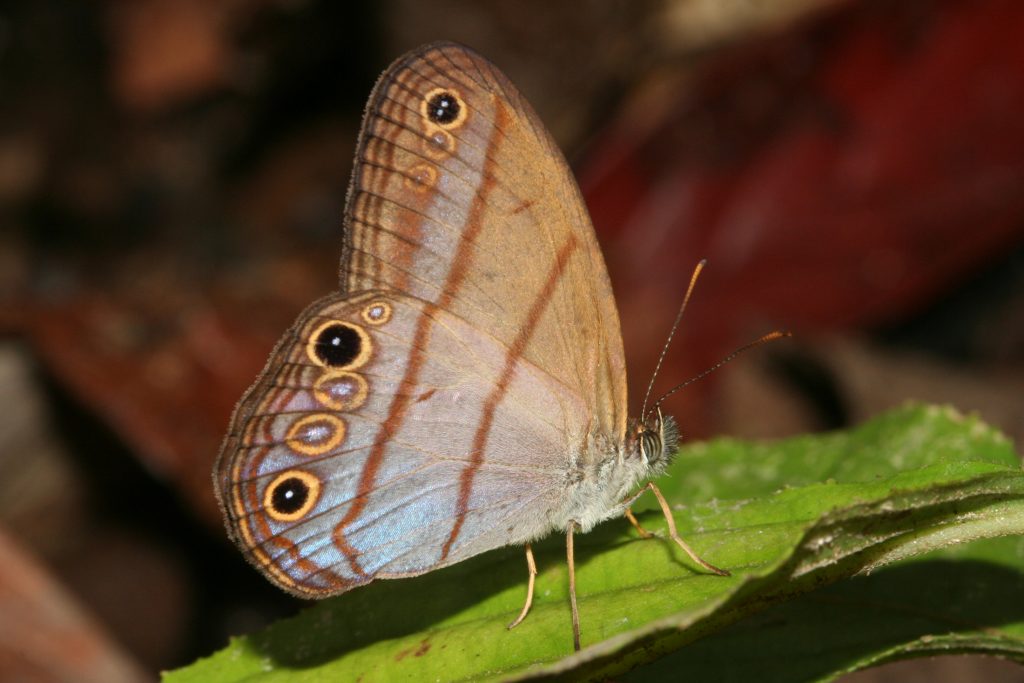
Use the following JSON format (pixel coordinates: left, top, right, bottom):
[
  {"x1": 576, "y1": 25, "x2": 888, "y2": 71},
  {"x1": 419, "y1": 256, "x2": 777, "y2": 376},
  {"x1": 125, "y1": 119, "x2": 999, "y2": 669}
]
[
  {"x1": 307, "y1": 320, "x2": 371, "y2": 369},
  {"x1": 264, "y1": 470, "x2": 320, "y2": 522}
]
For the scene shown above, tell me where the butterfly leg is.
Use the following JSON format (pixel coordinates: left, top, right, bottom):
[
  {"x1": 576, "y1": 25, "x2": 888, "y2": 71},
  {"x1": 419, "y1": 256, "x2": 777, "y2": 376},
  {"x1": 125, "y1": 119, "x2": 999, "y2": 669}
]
[
  {"x1": 621, "y1": 486, "x2": 655, "y2": 538},
  {"x1": 624, "y1": 507, "x2": 654, "y2": 538},
  {"x1": 630, "y1": 482, "x2": 730, "y2": 577},
  {"x1": 567, "y1": 521, "x2": 582, "y2": 651},
  {"x1": 507, "y1": 543, "x2": 537, "y2": 629}
]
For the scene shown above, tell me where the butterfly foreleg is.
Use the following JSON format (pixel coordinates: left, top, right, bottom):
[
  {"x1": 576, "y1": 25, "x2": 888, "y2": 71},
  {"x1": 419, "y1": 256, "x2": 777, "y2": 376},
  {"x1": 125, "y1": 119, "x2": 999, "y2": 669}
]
[
  {"x1": 623, "y1": 506, "x2": 655, "y2": 538},
  {"x1": 624, "y1": 482, "x2": 730, "y2": 577},
  {"x1": 620, "y1": 484, "x2": 656, "y2": 538},
  {"x1": 507, "y1": 543, "x2": 537, "y2": 630}
]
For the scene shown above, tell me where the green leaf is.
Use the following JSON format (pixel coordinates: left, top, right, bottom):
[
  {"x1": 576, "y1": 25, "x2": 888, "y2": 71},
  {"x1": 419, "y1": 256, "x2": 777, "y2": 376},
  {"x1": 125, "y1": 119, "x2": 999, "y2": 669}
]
[
  {"x1": 623, "y1": 535, "x2": 1024, "y2": 682},
  {"x1": 167, "y1": 404, "x2": 1024, "y2": 682}
]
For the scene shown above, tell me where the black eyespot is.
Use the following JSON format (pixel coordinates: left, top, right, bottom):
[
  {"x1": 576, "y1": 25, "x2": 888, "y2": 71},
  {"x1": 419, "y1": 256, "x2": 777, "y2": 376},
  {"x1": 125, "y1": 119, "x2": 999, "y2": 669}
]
[
  {"x1": 427, "y1": 91, "x2": 460, "y2": 124},
  {"x1": 313, "y1": 323, "x2": 361, "y2": 367},
  {"x1": 271, "y1": 476, "x2": 309, "y2": 515}
]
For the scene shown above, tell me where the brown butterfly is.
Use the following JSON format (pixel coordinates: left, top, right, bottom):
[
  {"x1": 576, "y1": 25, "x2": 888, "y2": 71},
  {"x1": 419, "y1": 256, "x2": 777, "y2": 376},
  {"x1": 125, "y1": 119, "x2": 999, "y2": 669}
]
[{"x1": 214, "y1": 41, "x2": 737, "y2": 651}]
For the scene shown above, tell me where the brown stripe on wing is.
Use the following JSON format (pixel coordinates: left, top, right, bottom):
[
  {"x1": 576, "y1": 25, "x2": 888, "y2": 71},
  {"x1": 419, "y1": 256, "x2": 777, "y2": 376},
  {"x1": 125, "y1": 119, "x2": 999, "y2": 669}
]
[
  {"x1": 440, "y1": 234, "x2": 580, "y2": 560},
  {"x1": 331, "y1": 94, "x2": 511, "y2": 576}
]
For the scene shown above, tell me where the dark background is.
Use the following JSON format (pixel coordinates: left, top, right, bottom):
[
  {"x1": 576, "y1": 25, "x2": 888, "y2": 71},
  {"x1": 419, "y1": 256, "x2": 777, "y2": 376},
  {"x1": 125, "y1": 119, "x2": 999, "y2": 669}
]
[{"x1": 1, "y1": 0, "x2": 1022, "y2": 680}]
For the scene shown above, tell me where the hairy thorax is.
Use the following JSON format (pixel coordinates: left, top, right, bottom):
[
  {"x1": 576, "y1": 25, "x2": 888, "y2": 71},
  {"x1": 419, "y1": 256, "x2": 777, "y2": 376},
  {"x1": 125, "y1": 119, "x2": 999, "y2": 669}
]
[{"x1": 552, "y1": 417, "x2": 678, "y2": 535}]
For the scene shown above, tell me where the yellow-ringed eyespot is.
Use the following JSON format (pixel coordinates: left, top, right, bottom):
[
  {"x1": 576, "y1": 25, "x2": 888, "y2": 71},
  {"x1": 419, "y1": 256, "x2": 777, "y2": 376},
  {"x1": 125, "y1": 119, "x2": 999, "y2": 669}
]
[
  {"x1": 421, "y1": 127, "x2": 456, "y2": 160},
  {"x1": 313, "y1": 370, "x2": 369, "y2": 411},
  {"x1": 361, "y1": 301, "x2": 392, "y2": 325},
  {"x1": 285, "y1": 413, "x2": 346, "y2": 456},
  {"x1": 264, "y1": 470, "x2": 320, "y2": 522},
  {"x1": 403, "y1": 162, "x2": 438, "y2": 192},
  {"x1": 306, "y1": 320, "x2": 371, "y2": 369},
  {"x1": 421, "y1": 88, "x2": 467, "y2": 129}
]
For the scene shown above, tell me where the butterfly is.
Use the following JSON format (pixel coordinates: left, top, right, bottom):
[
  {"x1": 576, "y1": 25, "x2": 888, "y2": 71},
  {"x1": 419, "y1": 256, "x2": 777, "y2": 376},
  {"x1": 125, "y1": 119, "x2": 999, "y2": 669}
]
[{"x1": 214, "y1": 41, "x2": 733, "y2": 651}]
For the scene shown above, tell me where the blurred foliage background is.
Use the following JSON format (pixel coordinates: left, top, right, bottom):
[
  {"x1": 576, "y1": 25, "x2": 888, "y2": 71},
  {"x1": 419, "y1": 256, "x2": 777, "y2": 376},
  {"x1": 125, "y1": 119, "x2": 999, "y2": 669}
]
[{"x1": 0, "y1": 0, "x2": 1021, "y2": 680}]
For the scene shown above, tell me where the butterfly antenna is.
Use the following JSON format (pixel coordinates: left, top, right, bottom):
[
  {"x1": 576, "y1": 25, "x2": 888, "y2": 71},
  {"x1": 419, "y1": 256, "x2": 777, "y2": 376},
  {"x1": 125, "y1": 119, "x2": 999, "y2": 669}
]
[
  {"x1": 641, "y1": 259, "x2": 707, "y2": 421},
  {"x1": 650, "y1": 330, "x2": 792, "y2": 416}
]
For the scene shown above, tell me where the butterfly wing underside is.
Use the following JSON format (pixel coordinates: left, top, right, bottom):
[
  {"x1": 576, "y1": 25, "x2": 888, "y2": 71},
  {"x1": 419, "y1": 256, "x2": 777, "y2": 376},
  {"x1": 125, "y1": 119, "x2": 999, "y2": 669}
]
[
  {"x1": 215, "y1": 42, "x2": 627, "y2": 597},
  {"x1": 217, "y1": 291, "x2": 588, "y2": 594}
]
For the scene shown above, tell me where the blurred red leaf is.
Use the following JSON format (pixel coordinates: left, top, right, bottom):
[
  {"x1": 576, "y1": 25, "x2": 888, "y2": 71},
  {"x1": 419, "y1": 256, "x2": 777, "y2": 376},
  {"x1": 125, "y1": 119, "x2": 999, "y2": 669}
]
[
  {"x1": 106, "y1": 0, "x2": 232, "y2": 111},
  {"x1": 26, "y1": 250, "x2": 335, "y2": 523},
  {"x1": 0, "y1": 527, "x2": 146, "y2": 683},
  {"x1": 582, "y1": 0, "x2": 1024, "y2": 428}
]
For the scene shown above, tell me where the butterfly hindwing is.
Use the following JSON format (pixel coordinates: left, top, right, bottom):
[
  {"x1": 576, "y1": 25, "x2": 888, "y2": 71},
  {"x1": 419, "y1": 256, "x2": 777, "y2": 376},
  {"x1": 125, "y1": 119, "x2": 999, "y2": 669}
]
[{"x1": 215, "y1": 291, "x2": 588, "y2": 596}]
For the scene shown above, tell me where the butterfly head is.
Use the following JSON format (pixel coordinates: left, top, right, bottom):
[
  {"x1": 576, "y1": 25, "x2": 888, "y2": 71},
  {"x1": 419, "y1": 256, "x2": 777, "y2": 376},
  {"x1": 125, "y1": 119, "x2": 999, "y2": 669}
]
[{"x1": 634, "y1": 412, "x2": 680, "y2": 472}]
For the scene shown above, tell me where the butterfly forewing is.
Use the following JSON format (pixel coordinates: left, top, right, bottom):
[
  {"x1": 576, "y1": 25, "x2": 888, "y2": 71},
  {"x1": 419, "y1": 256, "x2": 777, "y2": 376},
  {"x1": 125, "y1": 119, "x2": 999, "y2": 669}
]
[{"x1": 342, "y1": 42, "x2": 628, "y2": 443}]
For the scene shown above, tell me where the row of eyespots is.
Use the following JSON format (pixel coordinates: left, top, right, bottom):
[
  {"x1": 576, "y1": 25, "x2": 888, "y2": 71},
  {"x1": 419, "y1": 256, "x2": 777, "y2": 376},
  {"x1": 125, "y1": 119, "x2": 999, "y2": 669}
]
[
  {"x1": 400, "y1": 88, "x2": 469, "y2": 194},
  {"x1": 419, "y1": 88, "x2": 467, "y2": 161},
  {"x1": 263, "y1": 300, "x2": 393, "y2": 523}
]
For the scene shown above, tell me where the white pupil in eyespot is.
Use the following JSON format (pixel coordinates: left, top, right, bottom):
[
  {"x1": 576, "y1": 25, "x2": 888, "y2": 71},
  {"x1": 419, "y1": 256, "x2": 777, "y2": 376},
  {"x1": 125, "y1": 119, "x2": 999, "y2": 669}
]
[{"x1": 303, "y1": 424, "x2": 330, "y2": 442}]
